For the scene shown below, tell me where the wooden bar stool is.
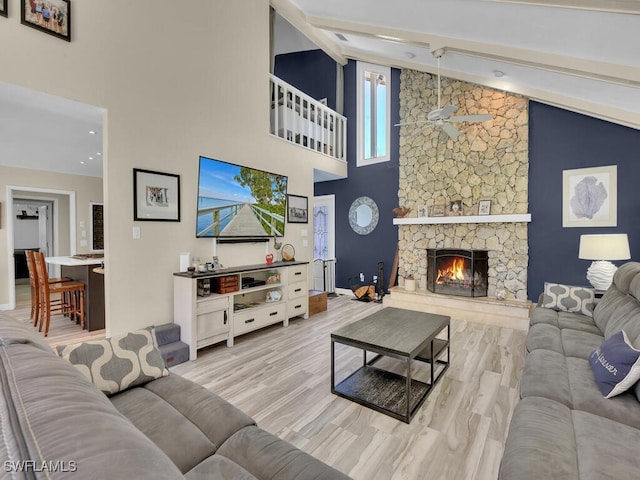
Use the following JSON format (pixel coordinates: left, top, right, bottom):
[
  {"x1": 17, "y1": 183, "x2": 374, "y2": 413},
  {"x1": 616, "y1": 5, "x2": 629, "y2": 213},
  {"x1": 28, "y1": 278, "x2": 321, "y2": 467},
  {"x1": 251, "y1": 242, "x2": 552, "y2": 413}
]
[
  {"x1": 25, "y1": 250, "x2": 71, "y2": 326},
  {"x1": 33, "y1": 252, "x2": 85, "y2": 337}
]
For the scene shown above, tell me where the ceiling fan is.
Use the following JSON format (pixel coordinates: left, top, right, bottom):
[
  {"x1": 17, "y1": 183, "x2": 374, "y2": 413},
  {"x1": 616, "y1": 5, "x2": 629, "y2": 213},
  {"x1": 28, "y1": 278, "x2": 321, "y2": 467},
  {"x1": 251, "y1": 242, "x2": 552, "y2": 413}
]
[{"x1": 395, "y1": 49, "x2": 493, "y2": 139}]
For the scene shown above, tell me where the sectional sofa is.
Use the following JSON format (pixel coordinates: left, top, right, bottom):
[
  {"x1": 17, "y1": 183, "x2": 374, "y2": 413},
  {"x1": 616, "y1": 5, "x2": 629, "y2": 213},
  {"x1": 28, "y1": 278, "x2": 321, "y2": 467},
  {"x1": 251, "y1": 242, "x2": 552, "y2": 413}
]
[
  {"x1": 499, "y1": 262, "x2": 640, "y2": 479},
  {"x1": 0, "y1": 312, "x2": 350, "y2": 480}
]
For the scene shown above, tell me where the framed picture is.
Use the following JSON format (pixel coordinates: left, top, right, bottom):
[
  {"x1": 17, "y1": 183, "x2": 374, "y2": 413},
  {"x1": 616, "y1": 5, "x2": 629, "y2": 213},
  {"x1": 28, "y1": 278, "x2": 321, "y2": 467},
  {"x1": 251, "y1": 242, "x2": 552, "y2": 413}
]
[
  {"x1": 478, "y1": 200, "x2": 491, "y2": 215},
  {"x1": 287, "y1": 194, "x2": 308, "y2": 223},
  {"x1": 448, "y1": 200, "x2": 463, "y2": 216},
  {"x1": 133, "y1": 168, "x2": 181, "y2": 222},
  {"x1": 563, "y1": 165, "x2": 617, "y2": 227},
  {"x1": 1, "y1": 0, "x2": 7, "y2": 18},
  {"x1": 21, "y1": 0, "x2": 71, "y2": 42},
  {"x1": 431, "y1": 203, "x2": 445, "y2": 217},
  {"x1": 418, "y1": 205, "x2": 429, "y2": 218}
]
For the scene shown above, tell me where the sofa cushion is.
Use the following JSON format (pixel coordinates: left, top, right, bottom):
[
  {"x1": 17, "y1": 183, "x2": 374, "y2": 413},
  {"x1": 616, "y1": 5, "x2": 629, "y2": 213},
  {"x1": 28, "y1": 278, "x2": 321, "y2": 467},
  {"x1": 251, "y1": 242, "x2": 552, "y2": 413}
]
[
  {"x1": 541, "y1": 282, "x2": 595, "y2": 317},
  {"x1": 520, "y1": 349, "x2": 573, "y2": 407},
  {"x1": 560, "y1": 329, "x2": 603, "y2": 359},
  {"x1": 573, "y1": 410, "x2": 640, "y2": 480},
  {"x1": 566, "y1": 357, "x2": 640, "y2": 429},
  {"x1": 110, "y1": 386, "x2": 216, "y2": 473},
  {"x1": 185, "y1": 455, "x2": 258, "y2": 480},
  {"x1": 57, "y1": 327, "x2": 169, "y2": 395},
  {"x1": 526, "y1": 323, "x2": 563, "y2": 354},
  {"x1": 499, "y1": 396, "x2": 579, "y2": 480},
  {"x1": 589, "y1": 331, "x2": 640, "y2": 398},
  {"x1": 217, "y1": 425, "x2": 351, "y2": 480},
  {"x1": 0, "y1": 341, "x2": 183, "y2": 479}
]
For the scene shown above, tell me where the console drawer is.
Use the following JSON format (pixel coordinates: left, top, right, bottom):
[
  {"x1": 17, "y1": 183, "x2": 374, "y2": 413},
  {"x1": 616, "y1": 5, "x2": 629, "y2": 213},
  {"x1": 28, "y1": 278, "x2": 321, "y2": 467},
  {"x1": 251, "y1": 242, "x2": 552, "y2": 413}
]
[
  {"x1": 288, "y1": 281, "x2": 306, "y2": 300},
  {"x1": 288, "y1": 265, "x2": 307, "y2": 283},
  {"x1": 234, "y1": 304, "x2": 286, "y2": 335},
  {"x1": 288, "y1": 298, "x2": 308, "y2": 319}
]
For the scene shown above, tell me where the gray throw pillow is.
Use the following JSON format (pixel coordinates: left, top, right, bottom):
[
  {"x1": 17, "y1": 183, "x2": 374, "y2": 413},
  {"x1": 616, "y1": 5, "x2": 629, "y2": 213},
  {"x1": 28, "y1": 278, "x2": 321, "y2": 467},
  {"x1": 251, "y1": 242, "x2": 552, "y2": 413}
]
[
  {"x1": 57, "y1": 327, "x2": 169, "y2": 395},
  {"x1": 541, "y1": 282, "x2": 595, "y2": 317}
]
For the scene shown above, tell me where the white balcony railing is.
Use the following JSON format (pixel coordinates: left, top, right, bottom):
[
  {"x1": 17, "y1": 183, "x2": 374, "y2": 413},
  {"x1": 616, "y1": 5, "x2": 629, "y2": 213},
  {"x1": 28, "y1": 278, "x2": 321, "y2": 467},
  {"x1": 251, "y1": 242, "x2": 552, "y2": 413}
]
[{"x1": 269, "y1": 74, "x2": 347, "y2": 162}]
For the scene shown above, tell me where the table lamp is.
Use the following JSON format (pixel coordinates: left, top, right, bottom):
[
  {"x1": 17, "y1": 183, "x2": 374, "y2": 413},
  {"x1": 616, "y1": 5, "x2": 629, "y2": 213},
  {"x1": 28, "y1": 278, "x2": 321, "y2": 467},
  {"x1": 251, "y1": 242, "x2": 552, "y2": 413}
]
[{"x1": 578, "y1": 234, "x2": 631, "y2": 290}]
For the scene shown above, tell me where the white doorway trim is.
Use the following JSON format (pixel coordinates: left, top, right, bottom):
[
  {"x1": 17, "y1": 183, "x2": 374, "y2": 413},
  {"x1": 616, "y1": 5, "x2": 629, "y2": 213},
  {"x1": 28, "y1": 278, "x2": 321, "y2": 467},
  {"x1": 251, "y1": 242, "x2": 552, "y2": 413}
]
[{"x1": 3, "y1": 185, "x2": 76, "y2": 310}]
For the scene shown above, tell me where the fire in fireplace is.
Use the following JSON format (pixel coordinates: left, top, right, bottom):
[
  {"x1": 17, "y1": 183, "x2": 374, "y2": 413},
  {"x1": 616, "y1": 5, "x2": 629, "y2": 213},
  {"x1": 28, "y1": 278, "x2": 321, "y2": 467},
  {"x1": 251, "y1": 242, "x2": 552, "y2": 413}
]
[{"x1": 427, "y1": 249, "x2": 488, "y2": 297}]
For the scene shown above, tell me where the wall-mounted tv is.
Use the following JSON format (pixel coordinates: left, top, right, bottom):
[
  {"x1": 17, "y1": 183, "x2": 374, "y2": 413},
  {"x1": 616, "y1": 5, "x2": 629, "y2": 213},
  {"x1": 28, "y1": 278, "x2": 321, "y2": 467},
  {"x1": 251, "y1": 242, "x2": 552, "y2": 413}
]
[{"x1": 196, "y1": 156, "x2": 288, "y2": 239}]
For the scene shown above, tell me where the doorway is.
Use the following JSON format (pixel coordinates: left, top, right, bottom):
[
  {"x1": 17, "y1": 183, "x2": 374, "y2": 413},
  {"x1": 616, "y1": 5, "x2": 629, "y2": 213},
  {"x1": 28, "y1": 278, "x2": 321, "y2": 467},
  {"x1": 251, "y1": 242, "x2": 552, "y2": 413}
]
[{"x1": 5, "y1": 186, "x2": 76, "y2": 310}]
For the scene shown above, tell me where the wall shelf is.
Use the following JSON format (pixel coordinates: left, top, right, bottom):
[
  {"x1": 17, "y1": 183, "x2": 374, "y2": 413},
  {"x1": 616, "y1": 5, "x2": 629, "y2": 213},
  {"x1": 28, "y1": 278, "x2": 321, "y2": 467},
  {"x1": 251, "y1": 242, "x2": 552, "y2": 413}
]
[{"x1": 393, "y1": 214, "x2": 532, "y2": 225}]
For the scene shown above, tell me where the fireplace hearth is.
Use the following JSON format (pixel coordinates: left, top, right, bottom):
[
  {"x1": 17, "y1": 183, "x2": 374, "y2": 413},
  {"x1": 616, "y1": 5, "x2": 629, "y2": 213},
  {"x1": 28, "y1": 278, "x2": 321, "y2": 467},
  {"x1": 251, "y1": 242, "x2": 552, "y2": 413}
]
[{"x1": 427, "y1": 249, "x2": 488, "y2": 297}]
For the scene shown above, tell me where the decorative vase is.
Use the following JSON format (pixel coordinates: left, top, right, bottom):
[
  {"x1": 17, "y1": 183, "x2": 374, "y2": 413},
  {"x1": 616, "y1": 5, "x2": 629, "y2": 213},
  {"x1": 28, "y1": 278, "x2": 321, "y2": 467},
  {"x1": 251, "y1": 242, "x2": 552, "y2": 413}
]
[{"x1": 405, "y1": 277, "x2": 416, "y2": 291}]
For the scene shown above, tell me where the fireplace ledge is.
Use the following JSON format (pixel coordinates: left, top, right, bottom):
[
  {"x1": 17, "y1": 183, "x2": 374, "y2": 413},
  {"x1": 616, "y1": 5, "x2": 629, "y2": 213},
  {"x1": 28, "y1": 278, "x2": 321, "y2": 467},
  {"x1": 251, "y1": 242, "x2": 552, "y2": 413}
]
[
  {"x1": 384, "y1": 287, "x2": 531, "y2": 331},
  {"x1": 393, "y1": 213, "x2": 531, "y2": 225}
]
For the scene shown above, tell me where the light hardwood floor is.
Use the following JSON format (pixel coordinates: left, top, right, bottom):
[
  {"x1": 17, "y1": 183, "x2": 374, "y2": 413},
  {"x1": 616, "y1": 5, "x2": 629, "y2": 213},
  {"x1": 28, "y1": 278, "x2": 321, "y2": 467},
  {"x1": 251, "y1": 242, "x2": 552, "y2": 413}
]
[{"x1": 6, "y1": 288, "x2": 526, "y2": 480}]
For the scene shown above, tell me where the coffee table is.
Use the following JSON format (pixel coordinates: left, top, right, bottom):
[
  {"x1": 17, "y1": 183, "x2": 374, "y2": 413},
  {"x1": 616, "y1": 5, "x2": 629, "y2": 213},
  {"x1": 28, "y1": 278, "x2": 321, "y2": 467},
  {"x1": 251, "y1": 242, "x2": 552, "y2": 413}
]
[{"x1": 331, "y1": 307, "x2": 450, "y2": 423}]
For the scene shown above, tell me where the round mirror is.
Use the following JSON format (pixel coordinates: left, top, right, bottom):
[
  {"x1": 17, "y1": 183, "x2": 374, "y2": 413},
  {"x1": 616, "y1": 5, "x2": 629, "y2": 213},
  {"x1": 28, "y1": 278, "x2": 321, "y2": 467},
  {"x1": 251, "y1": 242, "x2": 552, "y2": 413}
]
[{"x1": 349, "y1": 196, "x2": 379, "y2": 235}]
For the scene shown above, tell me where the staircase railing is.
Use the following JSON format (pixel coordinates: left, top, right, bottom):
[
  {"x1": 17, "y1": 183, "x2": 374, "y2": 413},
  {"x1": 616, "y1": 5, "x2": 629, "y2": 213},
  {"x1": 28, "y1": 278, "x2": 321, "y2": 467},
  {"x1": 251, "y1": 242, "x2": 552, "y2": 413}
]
[{"x1": 269, "y1": 74, "x2": 346, "y2": 162}]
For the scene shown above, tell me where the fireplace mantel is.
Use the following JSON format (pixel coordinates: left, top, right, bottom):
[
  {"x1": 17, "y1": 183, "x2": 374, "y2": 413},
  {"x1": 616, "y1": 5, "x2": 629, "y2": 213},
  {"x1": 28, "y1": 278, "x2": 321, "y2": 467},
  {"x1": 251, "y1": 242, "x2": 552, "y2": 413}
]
[{"x1": 393, "y1": 213, "x2": 531, "y2": 225}]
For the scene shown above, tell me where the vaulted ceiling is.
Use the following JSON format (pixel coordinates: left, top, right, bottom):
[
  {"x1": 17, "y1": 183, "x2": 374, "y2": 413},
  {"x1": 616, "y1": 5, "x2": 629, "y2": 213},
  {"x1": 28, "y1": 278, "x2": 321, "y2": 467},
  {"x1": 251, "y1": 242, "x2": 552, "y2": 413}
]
[{"x1": 273, "y1": 0, "x2": 640, "y2": 130}]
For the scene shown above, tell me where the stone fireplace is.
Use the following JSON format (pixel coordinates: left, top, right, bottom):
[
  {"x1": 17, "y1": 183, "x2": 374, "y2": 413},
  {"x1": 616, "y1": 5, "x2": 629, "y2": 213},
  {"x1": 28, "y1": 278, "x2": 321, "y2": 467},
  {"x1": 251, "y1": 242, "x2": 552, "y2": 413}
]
[
  {"x1": 427, "y1": 249, "x2": 488, "y2": 297},
  {"x1": 396, "y1": 68, "x2": 530, "y2": 301}
]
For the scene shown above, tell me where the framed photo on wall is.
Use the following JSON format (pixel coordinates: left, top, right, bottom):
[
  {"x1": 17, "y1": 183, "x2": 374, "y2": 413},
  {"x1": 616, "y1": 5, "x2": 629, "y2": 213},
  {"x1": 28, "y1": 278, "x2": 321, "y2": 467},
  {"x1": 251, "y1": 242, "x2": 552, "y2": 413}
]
[
  {"x1": 133, "y1": 168, "x2": 181, "y2": 222},
  {"x1": 563, "y1": 165, "x2": 617, "y2": 227},
  {"x1": 287, "y1": 194, "x2": 308, "y2": 223},
  {"x1": 21, "y1": 0, "x2": 71, "y2": 42},
  {"x1": 478, "y1": 200, "x2": 491, "y2": 215},
  {"x1": 1, "y1": 0, "x2": 8, "y2": 18}
]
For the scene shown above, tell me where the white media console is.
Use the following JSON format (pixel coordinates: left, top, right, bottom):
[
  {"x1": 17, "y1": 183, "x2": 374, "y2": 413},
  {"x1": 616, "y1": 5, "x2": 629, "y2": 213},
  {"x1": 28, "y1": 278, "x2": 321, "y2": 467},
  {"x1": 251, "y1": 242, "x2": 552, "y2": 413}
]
[{"x1": 173, "y1": 261, "x2": 309, "y2": 360}]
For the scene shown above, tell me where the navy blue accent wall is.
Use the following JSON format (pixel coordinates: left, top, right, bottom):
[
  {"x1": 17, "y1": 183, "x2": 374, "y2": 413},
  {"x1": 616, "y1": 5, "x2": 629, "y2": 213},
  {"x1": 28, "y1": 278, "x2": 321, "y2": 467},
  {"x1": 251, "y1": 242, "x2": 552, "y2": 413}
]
[
  {"x1": 274, "y1": 50, "x2": 337, "y2": 110},
  {"x1": 528, "y1": 101, "x2": 640, "y2": 301},
  {"x1": 315, "y1": 61, "x2": 400, "y2": 290}
]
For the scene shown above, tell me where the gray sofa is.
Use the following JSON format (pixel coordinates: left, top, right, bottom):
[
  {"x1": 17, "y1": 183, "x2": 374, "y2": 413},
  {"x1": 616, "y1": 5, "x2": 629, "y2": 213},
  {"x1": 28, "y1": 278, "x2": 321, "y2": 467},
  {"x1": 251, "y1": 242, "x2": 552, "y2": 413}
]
[
  {"x1": 0, "y1": 313, "x2": 350, "y2": 480},
  {"x1": 499, "y1": 262, "x2": 640, "y2": 479}
]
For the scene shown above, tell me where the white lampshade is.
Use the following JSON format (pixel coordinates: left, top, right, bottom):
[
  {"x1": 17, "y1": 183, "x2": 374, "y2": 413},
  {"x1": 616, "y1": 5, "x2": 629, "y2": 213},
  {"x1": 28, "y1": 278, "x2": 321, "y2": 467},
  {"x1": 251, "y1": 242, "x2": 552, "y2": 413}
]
[
  {"x1": 578, "y1": 234, "x2": 631, "y2": 261},
  {"x1": 578, "y1": 234, "x2": 631, "y2": 291}
]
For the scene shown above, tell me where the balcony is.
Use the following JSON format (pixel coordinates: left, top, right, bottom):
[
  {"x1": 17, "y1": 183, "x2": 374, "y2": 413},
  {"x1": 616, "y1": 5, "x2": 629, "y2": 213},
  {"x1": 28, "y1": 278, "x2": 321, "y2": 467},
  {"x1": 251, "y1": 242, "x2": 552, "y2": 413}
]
[{"x1": 269, "y1": 74, "x2": 347, "y2": 162}]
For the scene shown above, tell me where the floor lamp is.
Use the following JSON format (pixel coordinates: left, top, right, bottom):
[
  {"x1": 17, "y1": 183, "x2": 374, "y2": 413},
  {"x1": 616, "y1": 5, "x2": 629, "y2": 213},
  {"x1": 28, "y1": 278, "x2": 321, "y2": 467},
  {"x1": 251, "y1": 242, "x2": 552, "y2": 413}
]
[{"x1": 578, "y1": 234, "x2": 631, "y2": 291}]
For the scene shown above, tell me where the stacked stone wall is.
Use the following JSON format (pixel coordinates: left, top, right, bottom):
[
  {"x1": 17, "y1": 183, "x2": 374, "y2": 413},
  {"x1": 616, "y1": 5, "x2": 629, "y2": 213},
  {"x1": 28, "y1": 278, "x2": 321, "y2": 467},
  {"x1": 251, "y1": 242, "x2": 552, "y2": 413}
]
[{"x1": 398, "y1": 69, "x2": 529, "y2": 300}]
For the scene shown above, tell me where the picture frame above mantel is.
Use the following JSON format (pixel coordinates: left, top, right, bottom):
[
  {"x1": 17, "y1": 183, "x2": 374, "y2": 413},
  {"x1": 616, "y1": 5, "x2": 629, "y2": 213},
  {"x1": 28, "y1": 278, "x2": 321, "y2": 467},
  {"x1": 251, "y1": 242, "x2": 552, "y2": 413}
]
[{"x1": 393, "y1": 213, "x2": 532, "y2": 225}]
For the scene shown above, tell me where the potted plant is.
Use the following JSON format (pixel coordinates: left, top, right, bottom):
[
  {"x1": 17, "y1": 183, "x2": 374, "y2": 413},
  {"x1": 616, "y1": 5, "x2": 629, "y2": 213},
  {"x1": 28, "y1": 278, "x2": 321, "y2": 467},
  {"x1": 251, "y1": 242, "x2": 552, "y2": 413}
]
[{"x1": 405, "y1": 274, "x2": 416, "y2": 292}]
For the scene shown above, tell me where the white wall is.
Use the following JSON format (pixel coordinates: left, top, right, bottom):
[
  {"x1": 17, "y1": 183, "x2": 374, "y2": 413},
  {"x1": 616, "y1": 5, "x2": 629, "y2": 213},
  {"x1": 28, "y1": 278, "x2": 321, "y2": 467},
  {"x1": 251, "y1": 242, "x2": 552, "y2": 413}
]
[{"x1": 0, "y1": 0, "x2": 345, "y2": 334}]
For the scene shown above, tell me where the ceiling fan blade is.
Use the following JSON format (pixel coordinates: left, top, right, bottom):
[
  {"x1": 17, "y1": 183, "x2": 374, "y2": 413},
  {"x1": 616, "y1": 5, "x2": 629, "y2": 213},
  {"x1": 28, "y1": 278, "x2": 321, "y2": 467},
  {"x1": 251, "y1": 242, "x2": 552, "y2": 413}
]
[
  {"x1": 394, "y1": 120, "x2": 430, "y2": 127},
  {"x1": 441, "y1": 123, "x2": 460, "y2": 139},
  {"x1": 439, "y1": 105, "x2": 458, "y2": 118},
  {"x1": 409, "y1": 125, "x2": 430, "y2": 138},
  {"x1": 448, "y1": 114, "x2": 493, "y2": 122}
]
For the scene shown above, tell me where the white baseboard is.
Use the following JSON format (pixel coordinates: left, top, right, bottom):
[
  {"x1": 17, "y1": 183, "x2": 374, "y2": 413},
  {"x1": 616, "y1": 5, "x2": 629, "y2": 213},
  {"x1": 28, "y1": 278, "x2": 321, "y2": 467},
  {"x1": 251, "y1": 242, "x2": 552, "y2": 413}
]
[{"x1": 0, "y1": 304, "x2": 11, "y2": 311}]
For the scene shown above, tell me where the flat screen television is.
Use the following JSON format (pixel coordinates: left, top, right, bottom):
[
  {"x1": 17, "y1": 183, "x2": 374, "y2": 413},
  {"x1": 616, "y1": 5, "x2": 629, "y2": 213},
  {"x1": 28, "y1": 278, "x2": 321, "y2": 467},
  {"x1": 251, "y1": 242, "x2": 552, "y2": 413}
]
[{"x1": 196, "y1": 156, "x2": 288, "y2": 239}]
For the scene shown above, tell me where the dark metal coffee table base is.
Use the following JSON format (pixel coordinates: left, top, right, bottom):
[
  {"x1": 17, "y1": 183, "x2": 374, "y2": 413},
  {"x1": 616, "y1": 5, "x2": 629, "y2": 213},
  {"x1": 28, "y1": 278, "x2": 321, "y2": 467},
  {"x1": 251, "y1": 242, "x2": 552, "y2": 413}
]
[{"x1": 331, "y1": 309, "x2": 450, "y2": 423}]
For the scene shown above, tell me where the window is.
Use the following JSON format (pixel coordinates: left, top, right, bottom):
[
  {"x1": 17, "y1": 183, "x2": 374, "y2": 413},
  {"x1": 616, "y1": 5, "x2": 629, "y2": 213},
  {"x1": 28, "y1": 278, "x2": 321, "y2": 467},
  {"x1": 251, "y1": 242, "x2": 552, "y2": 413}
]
[{"x1": 357, "y1": 62, "x2": 391, "y2": 166}]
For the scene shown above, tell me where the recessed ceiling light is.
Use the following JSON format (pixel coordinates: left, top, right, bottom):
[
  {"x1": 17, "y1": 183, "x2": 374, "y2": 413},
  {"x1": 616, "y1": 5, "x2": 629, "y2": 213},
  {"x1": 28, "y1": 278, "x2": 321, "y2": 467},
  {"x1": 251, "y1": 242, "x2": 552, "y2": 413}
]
[
  {"x1": 405, "y1": 52, "x2": 416, "y2": 59},
  {"x1": 493, "y1": 70, "x2": 505, "y2": 78},
  {"x1": 97, "y1": 152, "x2": 102, "y2": 156},
  {"x1": 88, "y1": 156, "x2": 94, "y2": 160},
  {"x1": 335, "y1": 33, "x2": 348, "y2": 42},
  {"x1": 88, "y1": 130, "x2": 96, "y2": 135},
  {"x1": 80, "y1": 161, "x2": 85, "y2": 164}
]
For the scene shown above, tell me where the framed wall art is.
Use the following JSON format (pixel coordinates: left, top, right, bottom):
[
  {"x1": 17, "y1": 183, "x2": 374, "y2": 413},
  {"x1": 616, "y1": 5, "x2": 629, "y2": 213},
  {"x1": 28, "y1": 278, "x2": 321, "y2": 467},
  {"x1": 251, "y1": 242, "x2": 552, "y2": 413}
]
[
  {"x1": 563, "y1": 165, "x2": 617, "y2": 227},
  {"x1": 21, "y1": 0, "x2": 71, "y2": 42},
  {"x1": 133, "y1": 168, "x2": 181, "y2": 222},
  {"x1": 478, "y1": 200, "x2": 491, "y2": 215},
  {"x1": 287, "y1": 194, "x2": 308, "y2": 224},
  {"x1": 1, "y1": 0, "x2": 8, "y2": 18}
]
